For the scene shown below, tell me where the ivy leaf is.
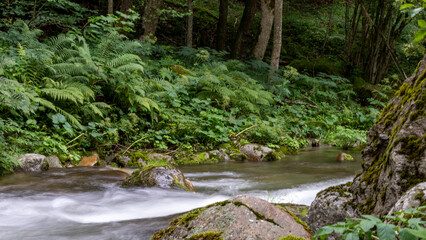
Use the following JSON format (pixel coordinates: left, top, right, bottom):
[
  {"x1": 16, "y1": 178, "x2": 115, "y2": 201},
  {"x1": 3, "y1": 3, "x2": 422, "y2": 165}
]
[
  {"x1": 414, "y1": 29, "x2": 426, "y2": 42},
  {"x1": 377, "y1": 223, "x2": 396, "y2": 240},
  {"x1": 362, "y1": 215, "x2": 383, "y2": 224},
  {"x1": 400, "y1": 3, "x2": 414, "y2": 10},
  {"x1": 418, "y1": 19, "x2": 426, "y2": 28},
  {"x1": 405, "y1": 227, "x2": 426, "y2": 239}
]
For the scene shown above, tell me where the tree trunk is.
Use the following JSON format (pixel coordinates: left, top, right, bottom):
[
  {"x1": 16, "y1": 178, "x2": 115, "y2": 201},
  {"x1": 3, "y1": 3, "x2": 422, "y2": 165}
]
[
  {"x1": 108, "y1": 0, "x2": 114, "y2": 14},
  {"x1": 270, "y1": 0, "x2": 282, "y2": 70},
  {"x1": 231, "y1": 0, "x2": 257, "y2": 59},
  {"x1": 320, "y1": 0, "x2": 335, "y2": 56},
  {"x1": 186, "y1": 0, "x2": 193, "y2": 47},
  {"x1": 344, "y1": 0, "x2": 410, "y2": 84},
  {"x1": 120, "y1": 0, "x2": 132, "y2": 14},
  {"x1": 252, "y1": 0, "x2": 274, "y2": 60},
  {"x1": 141, "y1": 0, "x2": 163, "y2": 40},
  {"x1": 216, "y1": 0, "x2": 228, "y2": 51}
]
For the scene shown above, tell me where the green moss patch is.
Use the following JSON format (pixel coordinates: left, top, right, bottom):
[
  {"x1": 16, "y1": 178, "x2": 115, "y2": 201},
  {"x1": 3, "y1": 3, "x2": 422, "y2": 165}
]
[{"x1": 188, "y1": 231, "x2": 223, "y2": 240}]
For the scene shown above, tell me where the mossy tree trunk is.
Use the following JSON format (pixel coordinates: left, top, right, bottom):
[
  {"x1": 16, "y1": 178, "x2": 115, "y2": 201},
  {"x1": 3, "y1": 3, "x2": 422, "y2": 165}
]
[
  {"x1": 186, "y1": 0, "x2": 193, "y2": 47},
  {"x1": 216, "y1": 0, "x2": 228, "y2": 51},
  {"x1": 231, "y1": 0, "x2": 257, "y2": 59},
  {"x1": 252, "y1": 0, "x2": 274, "y2": 61},
  {"x1": 270, "y1": 0, "x2": 282, "y2": 70},
  {"x1": 140, "y1": 0, "x2": 163, "y2": 40}
]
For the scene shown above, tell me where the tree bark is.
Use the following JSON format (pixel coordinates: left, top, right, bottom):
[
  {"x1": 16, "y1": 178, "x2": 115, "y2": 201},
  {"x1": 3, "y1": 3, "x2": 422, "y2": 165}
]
[
  {"x1": 108, "y1": 0, "x2": 114, "y2": 14},
  {"x1": 120, "y1": 0, "x2": 132, "y2": 14},
  {"x1": 320, "y1": 0, "x2": 335, "y2": 57},
  {"x1": 186, "y1": 0, "x2": 193, "y2": 47},
  {"x1": 252, "y1": 0, "x2": 274, "y2": 60},
  {"x1": 216, "y1": 0, "x2": 228, "y2": 51},
  {"x1": 141, "y1": 0, "x2": 163, "y2": 40},
  {"x1": 231, "y1": 0, "x2": 257, "y2": 59},
  {"x1": 270, "y1": 0, "x2": 282, "y2": 70}
]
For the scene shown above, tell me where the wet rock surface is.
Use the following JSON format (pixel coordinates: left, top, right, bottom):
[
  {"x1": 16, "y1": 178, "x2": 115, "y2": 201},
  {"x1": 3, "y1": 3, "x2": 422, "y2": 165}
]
[
  {"x1": 152, "y1": 195, "x2": 311, "y2": 240},
  {"x1": 122, "y1": 165, "x2": 195, "y2": 192}
]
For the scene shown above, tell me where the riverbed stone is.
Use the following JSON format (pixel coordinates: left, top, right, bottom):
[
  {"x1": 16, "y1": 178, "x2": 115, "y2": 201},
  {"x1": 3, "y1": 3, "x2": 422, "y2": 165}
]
[
  {"x1": 122, "y1": 165, "x2": 195, "y2": 192},
  {"x1": 45, "y1": 155, "x2": 62, "y2": 169},
  {"x1": 78, "y1": 153, "x2": 99, "y2": 167},
  {"x1": 152, "y1": 195, "x2": 311, "y2": 240},
  {"x1": 306, "y1": 183, "x2": 358, "y2": 233},
  {"x1": 16, "y1": 154, "x2": 48, "y2": 172},
  {"x1": 388, "y1": 182, "x2": 426, "y2": 215},
  {"x1": 147, "y1": 153, "x2": 173, "y2": 163},
  {"x1": 239, "y1": 144, "x2": 281, "y2": 162}
]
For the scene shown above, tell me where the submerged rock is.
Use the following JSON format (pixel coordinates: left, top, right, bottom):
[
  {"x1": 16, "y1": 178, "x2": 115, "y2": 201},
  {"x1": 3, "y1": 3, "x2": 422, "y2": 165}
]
[
  {"x1": 152, "y1": 195, "x2": 311, "y2": 240},
  {"x1": 16, "y1": 154, "x2": 48, "y2": 172},
  {"x1": 78, "y1": 153, "x2": 99, "y2": 167},
  {"x1": 122, "y1": 165, "x2": 195, "y2": 192}
]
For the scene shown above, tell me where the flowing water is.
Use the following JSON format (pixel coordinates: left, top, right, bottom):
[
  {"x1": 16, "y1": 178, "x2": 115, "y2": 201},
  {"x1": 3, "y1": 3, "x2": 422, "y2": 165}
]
[{"x1": 0, "y1": 147, "x2": 362, "y2": 240}]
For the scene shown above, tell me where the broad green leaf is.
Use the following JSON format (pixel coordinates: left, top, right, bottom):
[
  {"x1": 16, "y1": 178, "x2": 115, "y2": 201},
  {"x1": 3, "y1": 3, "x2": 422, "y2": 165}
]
[
  {"x1": 345, "y1": 231, "x2": 360, "y2": 240},
  {"x1": 399, "y1": 229, "x2": 418, "y2": 240},
  {"x1": 415, "y1": 29, "x2": 426, "y2": 42},
  {"x1": 419, "y1": 19, "x2": 426, "y2": 28},
  {"x1": 377, "y1": 223, "x2": 396, "y2": 240},
  {"x1": 360, "y1": 220, "x2": 376, "y2": 232},
  {"x1": 406, "y1": 227, "x2": 426, "y2": 239},
  {"x1": 400, "y1": 3, "x2": 414, "y2": 10},
  {"x1": 362, "y1": 215, "x2": 383, "y2": 223}
]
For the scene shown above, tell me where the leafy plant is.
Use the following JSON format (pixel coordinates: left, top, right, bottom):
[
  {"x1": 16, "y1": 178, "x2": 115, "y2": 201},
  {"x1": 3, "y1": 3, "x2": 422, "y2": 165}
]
[{"x1": 314, "y1": 206, "x2": 426, "y2": 240}]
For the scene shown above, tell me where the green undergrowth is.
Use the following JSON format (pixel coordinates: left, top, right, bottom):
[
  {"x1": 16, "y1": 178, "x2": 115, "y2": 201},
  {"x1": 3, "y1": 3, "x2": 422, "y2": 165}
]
[{"x1": 0, "y1": 10, "x2": 386, "y2": 175}]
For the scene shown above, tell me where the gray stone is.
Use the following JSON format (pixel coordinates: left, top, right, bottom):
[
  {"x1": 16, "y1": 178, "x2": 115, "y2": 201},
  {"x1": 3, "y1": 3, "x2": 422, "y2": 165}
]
[
  {"x1": 388, "y1": 182, "x2": 426, "y2": 215},
  {"x1": 122, "y1": 165, "x2": 195, "y2": 192},
  {"x1": 152, "y1": 195, "x2": 311, "y2": 240},
  {"x1": 306, "y1": 183, "x2": 358, "y2": 233},
  {"x1": 45, "y1": 155, "x2": 62, "y2": 169},
  {"x1": 148, "y1": 153, "x2": 173, "y2": 163},
  {"x1": 210, "y1": 149, "x2": 230, "y2": 161},
  {"x1": 239, "y1": 144, "x2": 273, "y2": 162},
  {"x1": 17, "y1": 154, "x2": 48, "y2": 172}
]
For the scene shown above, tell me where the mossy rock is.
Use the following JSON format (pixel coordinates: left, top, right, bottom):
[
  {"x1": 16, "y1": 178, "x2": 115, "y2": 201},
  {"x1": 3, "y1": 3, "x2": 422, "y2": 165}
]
[
  {"x1": 175, "y1": 152, "x2": 220, "y2": 165},
  {"x1": 122, "y1": 165, "x2": 195, "y2": 192}
]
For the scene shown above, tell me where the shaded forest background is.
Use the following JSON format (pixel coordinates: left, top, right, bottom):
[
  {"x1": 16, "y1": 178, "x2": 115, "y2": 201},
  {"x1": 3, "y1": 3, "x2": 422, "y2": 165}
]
[{"x1": 0, "y1": 0, "x2": 424, "y2": 174}]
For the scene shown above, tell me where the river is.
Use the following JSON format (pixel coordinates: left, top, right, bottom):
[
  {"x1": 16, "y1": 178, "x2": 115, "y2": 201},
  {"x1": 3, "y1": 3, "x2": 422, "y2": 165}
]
[{"x1": 0, "y1": 147, "x2": 362, "y2": 240}]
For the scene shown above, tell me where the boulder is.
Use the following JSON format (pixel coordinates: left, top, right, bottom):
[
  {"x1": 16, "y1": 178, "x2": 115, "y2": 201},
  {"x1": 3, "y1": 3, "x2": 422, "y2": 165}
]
[
  {"x1": 16, "y1": 154, "x2": 48, "y2": 172},
  {"x1": 78, "y1": 153, "x2": 99, "y2": 167},
  {"x1": 122, "y1": 165, "x2": 195, "y2": 192},
  {"x1": 45, "y1": 155, "x2": 63, "y2": 169},
  {"x1": 148, "y1": 153, "x2": 173, "y2": 163},
  {"x1": 152, "y1": 195, "x2": 311, "y2": 240},
  {"x1": 306, "y1": 183, "x2": 358, "y2": 233},
  {"x1": 306, "y1": 55, "x2": 426, "y2": 232},
  {"x1": 239, "y1": 144, "x2": 281, "y2": 162},
  {"x1": 210, "y1": 149, "x2": 230, "y2": 162},
  {"x1": 388, "y1": 182, "x2": 426, "y2": 215}
]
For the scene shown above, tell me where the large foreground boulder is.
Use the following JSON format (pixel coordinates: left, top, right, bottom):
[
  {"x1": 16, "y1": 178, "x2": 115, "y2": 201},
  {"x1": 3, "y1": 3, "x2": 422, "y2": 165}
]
[
  {"x1": 152, "y1": 195, "x2": 312, "y2": 240},
  {"x1": 122, "y1": 165, "x2": 195, "y2": 192},
  {"x1": 306, "y1": 55, "x2": 426, "y2": 231}
]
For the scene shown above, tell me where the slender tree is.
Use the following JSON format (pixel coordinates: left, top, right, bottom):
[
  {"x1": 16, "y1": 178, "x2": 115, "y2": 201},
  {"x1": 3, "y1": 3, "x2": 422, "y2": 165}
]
[
  {"x1": 270, "y1": 0, "x2": 282, "y2": 70},
  {"x1": 216, "y1": 0, "x2": 228, "y2": 51},
  {"x1": 120, "y1": 0, "x2": 132, "y2": 14},
  {"x1": 140, "y1": 0, "x2": 163, "y2": 40},
  {"x1": 186, "y1": 0, "x2": 193, "y2": 47},
  {"x1": 231, "y1": 0, "x2": 257, "y2": 58},
  {"x1": 344, "y1": 0, "x2": 410, "y2": 84},
  {"x1": 108, "y1": 0, "x2": 114, "y2": 14},
  {"x1": 252, "y1": 0, "x2": 274, "y2": 60}
]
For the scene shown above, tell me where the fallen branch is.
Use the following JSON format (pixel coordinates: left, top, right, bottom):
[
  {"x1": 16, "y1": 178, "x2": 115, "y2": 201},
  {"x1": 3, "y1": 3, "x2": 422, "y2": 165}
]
[
  {"x1": 283, "y1": 99, "x2": 318, "y2": 108},
  {"x1": 235, "y1": 124, "x2": 259, "y2": 137}
]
